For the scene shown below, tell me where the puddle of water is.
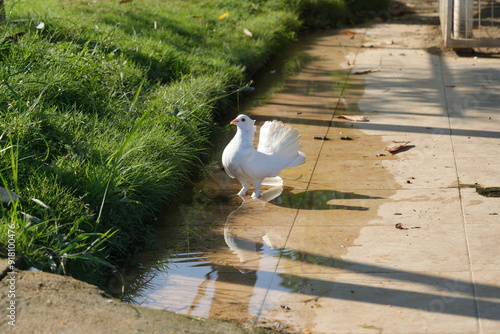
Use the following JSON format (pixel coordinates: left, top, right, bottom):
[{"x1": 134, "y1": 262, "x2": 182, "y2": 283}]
[
  {"x1": 118, "y1": 184, "x2": 370, "y2": 326},
  {"x1": 476, "y1": 186, "x2": 500, "y2": 198},
  {"x1": 459, "y1": 184, "x2": 500, "y2": 198},
  {"x1": 118, "y1": 186, "x2": 304, "y2": 322}
]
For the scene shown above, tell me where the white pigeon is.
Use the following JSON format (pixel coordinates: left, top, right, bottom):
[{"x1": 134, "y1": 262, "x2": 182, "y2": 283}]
[{"x1": 222, "y1": 114, "x2": 306, "y2": 198}]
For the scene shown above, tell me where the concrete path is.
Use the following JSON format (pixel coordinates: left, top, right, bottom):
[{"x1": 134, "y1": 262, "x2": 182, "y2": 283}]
[{"x1": 126, "y1": 2, "x2": 500, "y2": 333}]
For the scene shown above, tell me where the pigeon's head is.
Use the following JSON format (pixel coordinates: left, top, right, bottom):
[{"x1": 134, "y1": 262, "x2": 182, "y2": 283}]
[{"x1": 230, "y1": 114, "x2": 255, "y2": 130}]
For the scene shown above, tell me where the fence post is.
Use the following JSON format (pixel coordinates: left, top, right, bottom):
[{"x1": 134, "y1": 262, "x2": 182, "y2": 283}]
[{"x1": 453, "y1": 0, "x2": 473, "y2": 38}]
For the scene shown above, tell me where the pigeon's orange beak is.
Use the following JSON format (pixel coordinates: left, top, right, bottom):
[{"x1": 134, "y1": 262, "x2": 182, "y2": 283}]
[{"x1": 230, "y1": 119, "x2": 238, "y2": 124}]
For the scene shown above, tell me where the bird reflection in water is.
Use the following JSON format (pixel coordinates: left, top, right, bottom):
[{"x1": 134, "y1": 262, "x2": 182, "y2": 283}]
[{"x1": 224, "y1": 185, "x2": 285, "y2": 274}]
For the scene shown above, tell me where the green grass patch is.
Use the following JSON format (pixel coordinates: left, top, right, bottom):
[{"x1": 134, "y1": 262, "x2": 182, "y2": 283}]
[{"x1": 0, "y1": 0, "x2": 388, "y2": 286}]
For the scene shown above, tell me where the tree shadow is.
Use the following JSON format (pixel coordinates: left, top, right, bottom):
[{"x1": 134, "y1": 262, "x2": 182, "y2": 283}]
[{"x1": 269, "y1": 187, "x2": 384, "y2": 210}]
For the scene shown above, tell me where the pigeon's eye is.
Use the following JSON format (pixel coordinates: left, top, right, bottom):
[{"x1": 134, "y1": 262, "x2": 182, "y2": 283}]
[{"x1": 241, "y1": 118, "x2": 246, "y2": 122}]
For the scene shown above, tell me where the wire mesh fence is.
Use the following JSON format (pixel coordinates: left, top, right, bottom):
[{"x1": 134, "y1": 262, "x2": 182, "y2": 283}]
[{"x1": 440, "y1": 0, "x2": 500, "y2": 48}]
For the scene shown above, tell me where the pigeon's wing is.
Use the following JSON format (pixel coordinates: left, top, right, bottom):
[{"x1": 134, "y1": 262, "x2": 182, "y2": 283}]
[
  {"x1": 223, "y1": 148, "x2": 258, "y2": 180},
  {"x1": 223, "y1": 165, "x2": 236, "y2": 178},
  {"x1": 222, "y1": 154, "x2": 248, "y2": 179}
]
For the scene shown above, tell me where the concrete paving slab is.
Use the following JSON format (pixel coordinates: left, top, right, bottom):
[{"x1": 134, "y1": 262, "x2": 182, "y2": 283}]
[
  {"x1": 452, "y1": 136, "x2": 500, "y2": 157},
  {"x1": 354, "y1": 52, "x2": 443, "y2": 71},
  {"x1": 450, "y1": 117, "x2": 500, "y2": 134},
  {"x1": 365, "y1": 112, "x2": 452, "y2": 131},
  {"x1": 260, "y1": 271, "x2": 479, "y2": 334},
  {"x1": 384, "y1": 158, "x2": 459, "y2": 189},
  {"x1": 465, "y1": 223, "x2": 500, "y2": 271},
  {"x1": 314, "y1": 136, "x2": 398, "y2": 161},
  {"x1": 344, "y1": 229, "x2": 471, "y2": 273},
  {"x1": 461, "y1": 188, "x2": 500, "y2": 221},
  {"x1": 455, "y1": 157, "x2": 500, "y2": 186},
  {"x1": 374, "y1": 188, "x2": 464, "y2": 225}
]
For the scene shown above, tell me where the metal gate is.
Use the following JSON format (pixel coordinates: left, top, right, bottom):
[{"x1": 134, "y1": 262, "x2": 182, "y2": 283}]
[{"x1": 439, "y1": 0, "x2": 500, "y2": 48}]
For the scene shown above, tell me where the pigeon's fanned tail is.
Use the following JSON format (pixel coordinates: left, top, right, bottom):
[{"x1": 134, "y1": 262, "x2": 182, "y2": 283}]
[{"x1": 258, "y1": 120, "x2": 301, "y2": 158}]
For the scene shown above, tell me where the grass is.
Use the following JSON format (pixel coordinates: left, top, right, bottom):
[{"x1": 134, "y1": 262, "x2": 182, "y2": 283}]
[{"x1": 0, "y1": 0, "x2": 388, "y2": 286}]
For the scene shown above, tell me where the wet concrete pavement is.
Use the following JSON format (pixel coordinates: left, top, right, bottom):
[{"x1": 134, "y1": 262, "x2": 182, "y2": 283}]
[{"x1": 124, "y1": 4, "x2": 500, "y2": 333}]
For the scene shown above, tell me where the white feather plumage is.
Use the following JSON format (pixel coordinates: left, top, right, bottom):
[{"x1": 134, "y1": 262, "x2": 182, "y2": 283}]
[{"x1": 222, "y1": 114, "x2": 306, "y2": 198}]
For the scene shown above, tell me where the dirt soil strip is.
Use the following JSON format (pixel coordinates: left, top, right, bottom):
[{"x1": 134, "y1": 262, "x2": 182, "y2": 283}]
[{"x1": 0, "y1": 266, "x2": 275, "y2": 333}]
